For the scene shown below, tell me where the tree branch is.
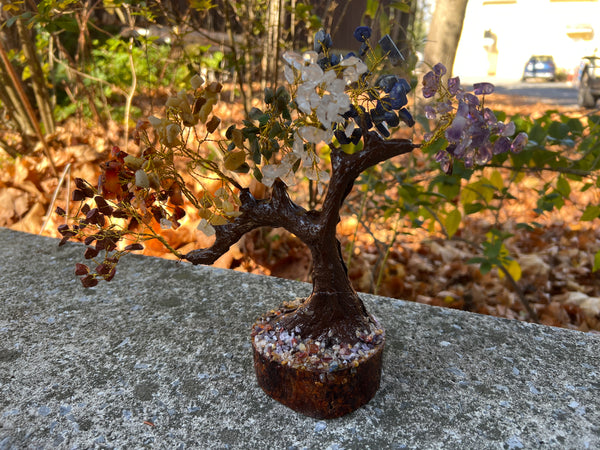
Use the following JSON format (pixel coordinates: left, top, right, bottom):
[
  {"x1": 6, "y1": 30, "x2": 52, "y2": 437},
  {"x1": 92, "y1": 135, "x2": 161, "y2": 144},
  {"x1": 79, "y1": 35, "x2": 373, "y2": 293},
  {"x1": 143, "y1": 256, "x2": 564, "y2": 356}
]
[
  {"x1": 354, "y1": 131, "x2": 419, "y2": 175},
  {"x1": 185, "y1": 180, "x2": 319, "y2": 265},
  {"x1": 185, "y1": 133, "x2": 418, "y2": 266},
  {"x1": 322, "y1": 131, "x2": 418, "y2": 228}
]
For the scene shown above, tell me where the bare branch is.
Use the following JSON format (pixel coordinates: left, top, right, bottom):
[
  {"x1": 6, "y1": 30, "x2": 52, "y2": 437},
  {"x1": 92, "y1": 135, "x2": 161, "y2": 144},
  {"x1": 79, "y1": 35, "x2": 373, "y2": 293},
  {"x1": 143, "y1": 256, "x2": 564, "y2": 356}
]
[
  {"x1": 354, "y1": 132, "x2": 419, "y2": 174},
  {"x1": 321, "y1": 131, "x2": 418, "y2": 229},
  {"x1": 185, "y1": 181, "x2": 319, "y2": 265}
]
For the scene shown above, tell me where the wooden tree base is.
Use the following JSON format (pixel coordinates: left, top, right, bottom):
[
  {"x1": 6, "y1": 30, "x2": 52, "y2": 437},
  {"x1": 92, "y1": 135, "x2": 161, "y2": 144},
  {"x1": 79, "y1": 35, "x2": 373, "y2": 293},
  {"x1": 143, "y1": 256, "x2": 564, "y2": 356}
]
[
  {"x1": 251, "y1": 301, "x2": 385, "y2": 419},
  {"x1": 253, "y1": 340, "x2": 384, "y2": 419}
]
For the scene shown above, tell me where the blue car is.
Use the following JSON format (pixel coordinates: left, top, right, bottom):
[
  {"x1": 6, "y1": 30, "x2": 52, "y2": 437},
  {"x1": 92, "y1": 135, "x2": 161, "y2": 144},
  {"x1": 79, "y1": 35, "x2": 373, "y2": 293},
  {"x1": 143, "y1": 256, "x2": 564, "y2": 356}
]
[{"x1": 522, "y1": 55, "x2": 556, "y2": 81}]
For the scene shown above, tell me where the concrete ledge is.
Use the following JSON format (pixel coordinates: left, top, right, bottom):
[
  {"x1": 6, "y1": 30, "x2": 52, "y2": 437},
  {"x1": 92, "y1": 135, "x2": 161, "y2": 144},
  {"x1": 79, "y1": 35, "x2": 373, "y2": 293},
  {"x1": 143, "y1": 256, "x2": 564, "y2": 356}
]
[{"x1": 1, "y1": 227, "x2": 599, "y2": 449}]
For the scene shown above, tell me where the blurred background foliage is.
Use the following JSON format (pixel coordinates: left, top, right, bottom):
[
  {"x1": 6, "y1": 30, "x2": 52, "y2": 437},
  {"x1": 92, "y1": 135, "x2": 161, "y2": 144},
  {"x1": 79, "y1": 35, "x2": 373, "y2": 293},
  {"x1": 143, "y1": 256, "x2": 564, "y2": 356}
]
[
  {"x1": 0, "y1": 0, "x2": 433, "y2": 288},
  {"x1": 0, "y1": 0, "x2": 427, "y2": 153},
  {"x1": 2, "y1": 0, "x2": 600, "y2": 329}
]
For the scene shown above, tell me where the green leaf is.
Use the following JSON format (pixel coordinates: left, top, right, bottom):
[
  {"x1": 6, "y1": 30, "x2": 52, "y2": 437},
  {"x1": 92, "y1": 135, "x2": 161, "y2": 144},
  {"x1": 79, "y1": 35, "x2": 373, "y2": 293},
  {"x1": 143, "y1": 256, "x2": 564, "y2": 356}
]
[
  {"x1": 547, "y1": 121, "x2": 570, "y2": 140},
  {"x1": 294, "y1": 2, "x2": 312, "y2": 18},
  {"x1": 589, "y1": 114, "x2": 600, "y2": 126},
  {"x1": 490, "y1": 170, "x2": 504, "y2": 191},
  {"x1": 461, "y1": 179, "x2": 494, "y2": 206},
  {"x1": 515, "y1": 222, "x2": 535, "y2": 231},
  {"x1": 556, "y1": 176, "x2": 571, "y2": 198},
  {"x1": 365, "y1": 0, "x2": 378, "y2": 18},
  {"x1": 435, "y1": 179, "x2": 460, "y2": 200},
  {"x1": 445, "y1": 209, "x2": 461, "y2": 238},
  {"x1": 593, "y1": 250, "x2": 600, "y2": 272},
  {"x1": 383, "y1": 207, "x2": 397, "y2": 220},
  {"x1": 373, "y1": 181, "x2": 388, "y2": 195},
  {"x1": 53, "y1": 16, "x2": 79, "y2": 32},
  {"x1": 461, "y1": 183, "x2": 477, "y2": 205},
  {"x1": 308, "y1": 14, "x2": 322, "y2": 29},
  {"x1": 581, "y1": 205, "x2": 600, "y2": 221},
  {"x1": 423, "y1": 136, "x2": 447, "y2": 153},
  {"x1": 464, "y1": 203, "x2": 484, "y2": 215},
  {"x1": 536, "y1": 192, "x2": 564, "y2": 213},
  {"x1": 480, "y1": 260, "x2": 492, "y2": 274},
  {"x1": 528, "y1": 124, "x2": 547, "y2": 147},
  {"x1": 380, "y1": 10, "x2": 390, "y2": 35},
  {"x1": 390, "y1": 1, "x2": 411, "y2": 12},
  {"x1": 495, "y1": 111, "x2": 507, "y2": 122},
  {"x1": 467, "y1": 257, "x2": 488, "y2": 265},
  {"x1": 415, "y1": 114, "x2": 431, "y2": 133},
  {"x1": 510, "y1": 114, "x2": 531, "y2": 132},
  {"x1": 190, "y1": 0, "x2": 216, "y2": 11},
  {"x1": 566, "y1": 118, "x2": 584, "y2": 136},
  {"x1": 6, "y1": 15, "x2": 18, "y2": 28}
]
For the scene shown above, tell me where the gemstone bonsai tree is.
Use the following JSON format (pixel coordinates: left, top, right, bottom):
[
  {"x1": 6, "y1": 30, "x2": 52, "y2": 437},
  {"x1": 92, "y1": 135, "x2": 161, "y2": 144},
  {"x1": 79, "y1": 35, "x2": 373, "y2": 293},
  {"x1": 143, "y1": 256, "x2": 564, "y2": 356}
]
[{"x1": 57, "y1": 27, "x2": 527, "y2": 418}]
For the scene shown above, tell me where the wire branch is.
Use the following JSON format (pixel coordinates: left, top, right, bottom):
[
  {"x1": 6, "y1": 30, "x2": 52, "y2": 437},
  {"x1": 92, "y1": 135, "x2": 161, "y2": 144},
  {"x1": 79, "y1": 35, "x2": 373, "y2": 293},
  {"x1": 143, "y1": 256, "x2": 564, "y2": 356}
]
[
  {"x1": 186, "y1": 132, "x2": 418, "y2": 267},
  {"x1": 185, "y1": 180, "x2": 318, "y2": 265},
  {"x1": 322, "y1": 131, "x2": 417, "y2": 229}
]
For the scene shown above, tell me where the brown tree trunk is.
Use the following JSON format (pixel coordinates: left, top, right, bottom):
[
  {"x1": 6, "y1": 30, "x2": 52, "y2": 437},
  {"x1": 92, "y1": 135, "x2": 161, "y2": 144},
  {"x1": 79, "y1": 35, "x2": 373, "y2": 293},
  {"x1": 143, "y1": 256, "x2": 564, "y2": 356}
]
[
  {"x1": 261, "y1": 0, "x2": 282, "y2": 90},
  {"x1": 423, "y1": 0, "x2": 468, "y2": 77},
  {"x1": 185, "y1": 134, "x2": 417, "y2": 345},
  {"x1": 274, "y1": 229, "x2": 372, "y2": 346},
  {"x1": 269, "y1": 136, "x2": 417, "y2": 345}
]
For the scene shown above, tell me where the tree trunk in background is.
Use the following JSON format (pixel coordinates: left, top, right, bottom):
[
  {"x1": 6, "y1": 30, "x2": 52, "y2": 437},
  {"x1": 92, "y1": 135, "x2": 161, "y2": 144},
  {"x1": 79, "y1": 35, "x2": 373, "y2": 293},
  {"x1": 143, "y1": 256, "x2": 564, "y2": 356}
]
[
  {"x1": 262, "y1": 0, "x2": 282, "y2": 90},
  {"x1": 423, "y1": 0, "x2": 468, "y2": 76}
]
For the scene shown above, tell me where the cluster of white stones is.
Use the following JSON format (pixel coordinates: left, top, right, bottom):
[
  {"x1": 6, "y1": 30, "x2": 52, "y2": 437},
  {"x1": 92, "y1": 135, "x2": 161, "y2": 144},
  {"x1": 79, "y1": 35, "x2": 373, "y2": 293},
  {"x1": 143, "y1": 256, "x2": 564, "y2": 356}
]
[
  {"x1": 251, "y1": 299, "x2": 384, "y2": 373},
  {"x1": 259, "y1": 51, "x2": 369, "y2": 190}
]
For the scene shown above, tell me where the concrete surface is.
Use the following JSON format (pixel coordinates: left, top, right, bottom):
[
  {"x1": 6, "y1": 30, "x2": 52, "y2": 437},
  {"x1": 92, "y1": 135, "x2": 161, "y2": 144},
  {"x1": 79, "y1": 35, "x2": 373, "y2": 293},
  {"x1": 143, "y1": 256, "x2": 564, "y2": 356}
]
[{"x1": 1, "y1": 227, "x2": 599, "y2": 449}]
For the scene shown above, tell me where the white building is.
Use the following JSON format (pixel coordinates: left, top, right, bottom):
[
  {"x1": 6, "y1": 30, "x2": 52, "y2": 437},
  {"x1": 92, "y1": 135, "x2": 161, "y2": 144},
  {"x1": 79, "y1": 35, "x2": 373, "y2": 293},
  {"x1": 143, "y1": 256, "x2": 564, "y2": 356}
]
[{"x1": 453, "y1": 0, "x2": 600, "y2": 81}]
